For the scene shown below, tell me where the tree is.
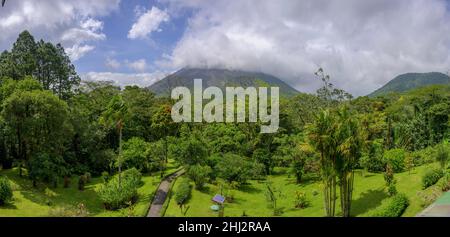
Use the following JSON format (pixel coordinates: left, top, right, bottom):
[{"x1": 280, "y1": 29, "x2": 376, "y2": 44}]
[
  {"x1": 335, "y1": 107, "x2": 364, "y2": 217},
  {"x1": 54, "y1": 43, "x2": 80, "y2": 100},
  {"x1": 265, "y1": 181, "x2": 284, "y2": 216},
  {"x1": 67, "y1": 81, "x2": 120, "y2": 175},
  {"x1": 384, "y1": 164, "x2": 397, "y2": 196},
  {"x1": 291, "y1": 148, "x2": 307, "y2": 184},
  {"x1": 252, "y1": 148, "x2": 273, "y2": 175},
  {"x1": 435, "y1": 143, "x2": 449, "y2": 171},
  {"x1": 1, "y1": 86, "x2": 71, "y2": 179},
  {"x1": 121, "y1": 137, "x2": 151, "y2": 172},
  {"x1": 215, "y1": 153, "x2": 263, "y2": 185},
  {"x1": 151, "y1": 104, "x2": 178, "y2": 165},
  {"x1": 0, "y1": 51, "x2": 16, "y2": 79},
  {"x1": 307, "y1": 110, "x2": 337, "y2": 217},
  {"x1": 0, "y1": 176, "x2": 13, "y2": 205},
  {"x1": 0, "y1": 31, "x2": 80, "y2": 100},
  {"x1": 122, "y1": 86, "x2": 155, "y2": 140},
  {"x1": 383, "y1": 149, "x2": 406, "y2": 173},
  {"x1": 169, "y1": 131, "x2": 208, "y2": 166},
  {"x1": 11, "y1": 31, "x2": 37, "y2": 80},
  {"x1": 307, "y1": 106, "x2": 364, "y2": 217},
  {"x1": 100, "y1": 94, "x2": 128, "y2": 187},
  {"x1": 187, "y1": 164, "x2": 212, "y2": 190},
  {"x1": 147, "y1": 140, "x2": 167, "y2": 177},
  {"x1": 314, "y1": 68, "x2": 353, "y2": 107},
  {"x1": 28, "y1": 153, "x2": 67, "y2": 187}
]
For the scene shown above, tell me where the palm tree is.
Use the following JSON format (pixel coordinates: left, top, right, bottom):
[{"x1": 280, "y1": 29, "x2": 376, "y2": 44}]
[
  {"x1": 307, "y1": 110, "x2": 338, "y2": 217},
  {"x1": 100, "y1": 94, "x2": 128, "y2": 187},
  {"x1": 335, "y1": 107, "x2": 363, "y2": 217},
  {"x1": 307, "y1": 107, "x2": 364, "y2": 217}
]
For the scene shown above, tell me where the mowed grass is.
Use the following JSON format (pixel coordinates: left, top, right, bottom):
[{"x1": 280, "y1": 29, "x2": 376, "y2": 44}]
[
  {"x1": 0, "y1": 168, "x2": 162, "y2": 217},
  {"x1": 164, "y1": 163, "x2": 440, "y2": 217}
]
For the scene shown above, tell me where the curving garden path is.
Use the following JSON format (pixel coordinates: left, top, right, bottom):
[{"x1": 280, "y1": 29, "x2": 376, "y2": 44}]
[{"x1": 147, "y1": 169, "x2": 185, "y2": 217}]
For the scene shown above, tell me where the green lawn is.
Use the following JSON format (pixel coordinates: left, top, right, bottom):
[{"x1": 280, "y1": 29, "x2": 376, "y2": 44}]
[
  {"x1": 0, "y1": 168, "x2": 162, "y2": 217},
  {"x1": 164, "y1": 163, "x2": 442, "y2": 217}
]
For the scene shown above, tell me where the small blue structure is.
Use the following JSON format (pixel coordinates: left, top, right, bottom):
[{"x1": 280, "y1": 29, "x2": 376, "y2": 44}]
[
  {"x1": 210, "y1": 205, "x2": 220, "y2": 211},
  {"x1": 212, "y1": 194, "x2": 225, "y2": 204}
]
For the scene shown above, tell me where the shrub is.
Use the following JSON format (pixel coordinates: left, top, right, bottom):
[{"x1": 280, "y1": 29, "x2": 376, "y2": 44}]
[
  {"x1": 78, "y1": 175, "x2": 87, "y2": 191},
  {"x1": 97, "y1": 169, "x2": 142, "y2": 210},
  {"x1": 360, "y1": 154, "x2": 385, "y2": 173},
  {"x1": 439, "y1": 173, "x2": 450, "y2": 191},
  {"x1": 383, "y1": 149, "x2": 406, "y2": 173},
  {"x1": 85, "y1": 172, "x2": 92, "y2": 183},
  {"x1": 175, "y1": 179, "x2": 192, "y2": 205},
  {"x1": 384, "y1": 164, "x2": 397, "y2": 196},
  {"x1": 376, "y1": 194, "x2": 409, "y2": 217},
  {"x1": 101, "y1": 171, "x2": 110, "y2": 183},
  {"x1": 404, "y1": 155, "x2": 414, "y2": 174},
  {"x1": 294, "y1": 191, "x2": 310, "y2": 209},
  {"x1": 411, "y1": 146, "x2": 436, "y2": 166},
  {"x1": 187, "y1": 165, "x2": 212, "y2": 190},
  {"x1": 387, "y1": 183, "x2": 398, "y2": 197},
  {"x1": 122, "y1": 168, "x2": 143, "y2": 187},
  {"x1": 435, "y1": 143, "x2": 449, "y2": 170},
  {"x1": 0, "y1": 176, "x2": 13, "y2": 205},
  {"x1": 28, "y1": 153, "x2": 66, "y2": 187},
  {"x1": 422, "y1": 169, "x2": 444, "y2": 189}
]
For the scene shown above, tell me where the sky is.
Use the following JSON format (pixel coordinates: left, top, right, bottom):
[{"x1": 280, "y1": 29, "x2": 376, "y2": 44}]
[{"x1": 1, "y1": 0, "x2": 450, "y2": 96}]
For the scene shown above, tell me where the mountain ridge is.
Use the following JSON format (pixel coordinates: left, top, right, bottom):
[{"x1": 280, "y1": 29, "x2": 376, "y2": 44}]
[
  {"x1": 147, "y1": 68, "x2": 300, "y2": 97},
  {"x1": 369, "y1": 72, "x2": 450, "y2": 97}
]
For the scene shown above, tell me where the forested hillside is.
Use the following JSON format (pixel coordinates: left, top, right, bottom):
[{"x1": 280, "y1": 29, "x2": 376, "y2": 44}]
[
  {"x1": 148, "y1": 68, "x2": 299, "y2": 97},
  {"x1": 369, "y1": 72, "x2": 450, "y2": 97}
]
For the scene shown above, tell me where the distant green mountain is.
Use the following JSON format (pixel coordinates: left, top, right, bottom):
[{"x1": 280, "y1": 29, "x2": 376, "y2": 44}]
[
  {"x1": 147, "y1": 68, "x2": 300, "y2": 97},
  {"x1": 369, "y1": 72, "x2": 450, "y2": 97}
]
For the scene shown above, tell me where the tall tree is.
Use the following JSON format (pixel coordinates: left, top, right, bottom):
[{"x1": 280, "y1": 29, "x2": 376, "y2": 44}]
[
  {"x1": 0, "y1": 51, "x2": 16, "y2": 79},
  {"x1": 151, "y1": 103, "x2": 178, "y2": 176},
  {"x1": 54, "y1": 43, "x2": 80, "y2": 100},
  {"x1": 335, "y1": 107, "x2": 363, "y2": 217},
  {"x1": 100, "y1": 94, "x2": 128, "y2": 187},
  {"x1": 307, "y1": 110, "x2": 337, "y2": 217},
  {"x1": 11, "y1": 31, "x2": 37, "y2": 80},
  {"x1": 1, "y1": 81, "x2": 71, "y2": 181}
]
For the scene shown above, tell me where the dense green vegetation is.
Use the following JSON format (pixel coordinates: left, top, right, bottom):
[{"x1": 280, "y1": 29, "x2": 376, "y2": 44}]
[
  {"x1": 0, "y1": 31, "x2": 449, "y2": 217},
  {"x1": 164, "y1": 164, "x2": 443, "y2": 217}
]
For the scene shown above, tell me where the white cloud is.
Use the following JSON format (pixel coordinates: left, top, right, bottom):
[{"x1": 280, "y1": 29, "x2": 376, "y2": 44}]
[
  {"x1": 160, "y1": 0, "x2": 450, "y2": 96},
  {"x1": 127, "y1": 59, "x2": 149, "y2": 72},
  {"x1": 66, "y1": 44, "x2": 95, "y2": 61},
  {"x1": 105, "y1": 58, "x2": 121, "y2": 70},
  {"x1": 0, "y1": 0, "x2": 120, "y2": 60},
  {"x1": 61, "y1": 18, "x2": 106, "y2": 45},
  {"x1": 82, "y1": 71, "x2": 168, "y2": 88},
  {"x1": 128, "y1": 6, "x2": 170, "y2": 39}
]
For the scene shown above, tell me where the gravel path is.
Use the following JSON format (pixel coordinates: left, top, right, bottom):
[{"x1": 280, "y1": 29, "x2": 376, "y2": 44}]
[{"x1": 147, "y1": 169, "x2": 184, "y2": 217}]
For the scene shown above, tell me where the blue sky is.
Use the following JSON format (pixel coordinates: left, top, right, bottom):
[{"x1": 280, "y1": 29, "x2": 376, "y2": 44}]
[
  {"x1": 75, "y1": 0, "x2": 190, "y2": 74},
  {"x1": 1, "y1": 0, "x2": 450, "y2": 95}
]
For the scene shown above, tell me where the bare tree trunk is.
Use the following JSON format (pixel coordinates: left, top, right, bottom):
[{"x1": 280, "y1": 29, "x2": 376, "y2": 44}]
[
  {"x1": 340, "y1": 171, "x2": 355, "y2": 217},
  {"x1": 118, "y1": 123, "x2": 122, "y2": 189}
]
